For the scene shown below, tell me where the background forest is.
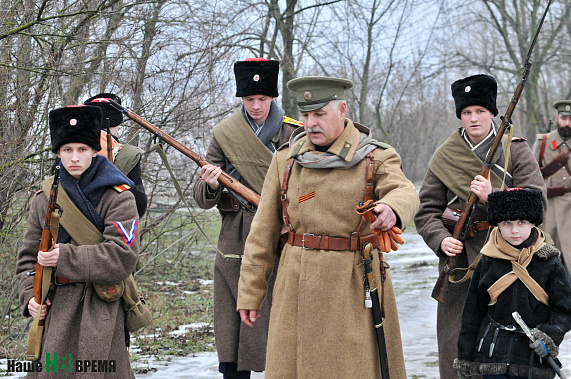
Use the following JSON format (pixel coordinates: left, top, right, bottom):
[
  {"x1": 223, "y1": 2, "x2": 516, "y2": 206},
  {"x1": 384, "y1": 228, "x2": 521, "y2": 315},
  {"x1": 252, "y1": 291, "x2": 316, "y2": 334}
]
[{"x1": 1, "y1": 0, "x2": 571, "y2": 361}]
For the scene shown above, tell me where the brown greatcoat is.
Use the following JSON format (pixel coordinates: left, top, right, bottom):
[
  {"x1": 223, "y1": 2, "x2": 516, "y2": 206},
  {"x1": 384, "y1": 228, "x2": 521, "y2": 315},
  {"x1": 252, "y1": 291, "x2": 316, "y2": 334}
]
[
  {"x1": 16, "y1": 187, "x2": 140, "y2": 378},
  {"x1": 415, "y1": 129, "x2": 546, "y2": 379},
  {"x1": 237, "y1": 120, "x2": 419, "y2": 379},
  {"x1": 192, "y1": 110, "x2": 297, "y2": 372},
  {"x1": 532, "y1": 130, "x2": 571, "y2": 272}
]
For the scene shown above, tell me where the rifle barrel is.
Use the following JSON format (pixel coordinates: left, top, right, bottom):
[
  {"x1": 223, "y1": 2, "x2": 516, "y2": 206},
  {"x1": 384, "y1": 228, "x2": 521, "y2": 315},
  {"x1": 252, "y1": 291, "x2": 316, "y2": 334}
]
[{"x1": 108, "y1": 99, "x2": 260, "y2": 208}]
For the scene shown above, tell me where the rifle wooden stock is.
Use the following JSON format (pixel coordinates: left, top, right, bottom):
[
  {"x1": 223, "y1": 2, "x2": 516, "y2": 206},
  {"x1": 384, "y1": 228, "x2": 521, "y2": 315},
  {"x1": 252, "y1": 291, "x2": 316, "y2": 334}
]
[
  {"x1": 108, "y1": 99, "x2": 260, "y2": 209},
  {"x1": 33, "y1": 166, "x2": 61, "y2": 325},
  {"x1": 431, "y1": 0, "x2": 554, "y2": 303}
]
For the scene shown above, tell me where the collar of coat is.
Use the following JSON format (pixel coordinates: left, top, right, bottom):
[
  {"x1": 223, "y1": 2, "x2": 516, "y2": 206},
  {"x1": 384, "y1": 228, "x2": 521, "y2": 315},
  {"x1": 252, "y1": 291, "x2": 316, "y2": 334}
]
[{"x1": 549, "y1": 129, "x2": 570, "y2": 150}]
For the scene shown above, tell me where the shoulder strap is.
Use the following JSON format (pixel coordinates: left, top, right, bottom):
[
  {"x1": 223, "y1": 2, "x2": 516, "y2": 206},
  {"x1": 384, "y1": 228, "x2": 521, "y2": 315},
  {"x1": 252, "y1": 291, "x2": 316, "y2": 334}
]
[
  {"x1": 354, "y1": 152, "x2": 376, "y2": 234},
  {"x1": 42, "y1": 178, "x2": 104, "y2": 245},
  {"x1": 281, "y1": 158, "x2": 296, "y2": 232}
]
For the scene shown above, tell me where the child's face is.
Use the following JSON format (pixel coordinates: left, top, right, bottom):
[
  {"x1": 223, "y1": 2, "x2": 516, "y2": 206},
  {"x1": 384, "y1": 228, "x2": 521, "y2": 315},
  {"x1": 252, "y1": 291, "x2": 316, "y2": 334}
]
[{"x1": 497, "y1": 220, "x2": 533, "y2": 246}]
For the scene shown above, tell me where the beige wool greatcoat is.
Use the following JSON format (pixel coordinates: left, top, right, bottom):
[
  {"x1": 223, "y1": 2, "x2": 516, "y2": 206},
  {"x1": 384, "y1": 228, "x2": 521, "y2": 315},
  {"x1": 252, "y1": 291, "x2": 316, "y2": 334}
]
[
  {"x1": 533, "y1": 130, "x2": 571, "y2": 272},
  {"x1": 16, "y1": 187, "x2": 140, "y2": 378},
  {"x1": 237, "y1": 120, "x2": 419, "y2": 379}
]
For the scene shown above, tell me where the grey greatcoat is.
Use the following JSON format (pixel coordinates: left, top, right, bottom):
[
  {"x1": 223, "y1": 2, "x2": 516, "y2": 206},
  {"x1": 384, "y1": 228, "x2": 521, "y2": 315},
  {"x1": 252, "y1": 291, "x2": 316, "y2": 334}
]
[
  {"x1": 237, "y1": 120, "x2": 419, "y2": 379},
  {"x1": 16, "y1": 188, "x2": 140, "y2": 378},
  {"x1": 532, "y1": 130, "x2": 571, "y2": 272},
  {"x1": 192, "y1": 113, "x2": 296, "y2": 372},
  {"x1": 415, "y1": 130, "x2": 546, "y2": 379}
]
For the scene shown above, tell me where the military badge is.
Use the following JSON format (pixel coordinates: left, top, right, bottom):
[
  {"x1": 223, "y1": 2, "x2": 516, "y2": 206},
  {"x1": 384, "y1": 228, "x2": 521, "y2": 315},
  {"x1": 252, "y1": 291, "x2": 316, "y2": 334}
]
[
  {"x1": 70, "y1": 118, "x2": 77, "y2": 126},
  {"x1": 253, "y1": 74, "x2": 260, "y2": 82},
  {"x1": 465, "y1": 86, "x2": 471, "y2": 92},
  {"x1": 304, "y1": 91, "x2": 312, "y2": 101}
]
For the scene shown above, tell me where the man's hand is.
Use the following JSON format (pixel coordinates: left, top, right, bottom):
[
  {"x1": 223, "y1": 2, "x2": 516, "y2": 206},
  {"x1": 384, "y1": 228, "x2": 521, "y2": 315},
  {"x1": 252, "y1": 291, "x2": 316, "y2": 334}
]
[
  {"x1": 239, "y1": 309, "x2": 260, "y2": 327},
  {"x1": 37, "y1": 245, "x2": 60, "y2": 267},
  {"x1": 370, "y1": 203, "x2": 397, "y2": 232},
  {"x1": 200, "y1": 164, "x2": 222, "y2": 191},
  {"x1": 28, "y1": 297, "x2": 51, "y2": 320},
  {"x1": 441, "y1": 237, "x2": 463, "y2": 257},
  {"x1": 470, "y1": 173, "x2": 492, "y2": 202}
]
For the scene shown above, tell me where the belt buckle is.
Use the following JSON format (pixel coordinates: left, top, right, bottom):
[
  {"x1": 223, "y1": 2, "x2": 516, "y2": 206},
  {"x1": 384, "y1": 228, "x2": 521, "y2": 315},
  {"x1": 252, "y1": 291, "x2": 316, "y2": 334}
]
[
  {"x1": 302, "y1": 233, "x2": 314, "y2": 250},
  {"x1": 504, "y1": 325, "x2": 516, "y2": 331}
]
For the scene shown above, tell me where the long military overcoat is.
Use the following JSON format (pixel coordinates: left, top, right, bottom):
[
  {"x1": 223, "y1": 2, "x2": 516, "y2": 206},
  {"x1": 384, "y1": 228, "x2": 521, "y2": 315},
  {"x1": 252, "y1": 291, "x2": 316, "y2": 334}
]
[
  {"x1": 415, "y1": 131, "x2": 546, "y2": 379},
  {"x1": 532, "y1": 130, "x2": 571, "y2": 272},
  {"x1": 237, "y1": 120, "x2": 419, "y2": 379},
  {"x1": 16, "y1": 187, "x2": 140, "y2": 378},
  {"x1": 192, "y1": 112, "x2": 296, "y2": 372}
]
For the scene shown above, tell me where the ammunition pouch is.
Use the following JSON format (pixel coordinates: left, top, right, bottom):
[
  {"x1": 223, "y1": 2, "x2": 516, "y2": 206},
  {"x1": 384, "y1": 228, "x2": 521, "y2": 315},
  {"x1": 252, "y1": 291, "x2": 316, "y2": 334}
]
[
  {"x1": 93, "y1": 282, "x2": 124, "y2": 302},
  {"x1": 541, "y1": 151, "x2": 570, "y2": 179},
  {"x1": 442, "y1": 207, "x2": 490, "y2": 238},
  {"x1": 217, "y1": 192, "x2": 241, "y2": 212}
]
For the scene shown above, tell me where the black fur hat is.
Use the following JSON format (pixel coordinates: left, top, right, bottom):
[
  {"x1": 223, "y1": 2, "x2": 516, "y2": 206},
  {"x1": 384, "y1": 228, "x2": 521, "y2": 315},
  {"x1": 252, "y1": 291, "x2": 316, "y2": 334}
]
[
  {"x1": 49, "y1": 105, "x2": 102, "y2": 153},
  {"x1": 234, "y1": 58, "x2": 279, "y2": 98},
  {"x1": 84, "y1": 93, "x2": 123, "y2": 128},
  {"x1": 487, "y1": 188, "x2": 543, "y2": 226},
  {"x1": 451, "y1": 74, "x2": 499, "y2": 119}
]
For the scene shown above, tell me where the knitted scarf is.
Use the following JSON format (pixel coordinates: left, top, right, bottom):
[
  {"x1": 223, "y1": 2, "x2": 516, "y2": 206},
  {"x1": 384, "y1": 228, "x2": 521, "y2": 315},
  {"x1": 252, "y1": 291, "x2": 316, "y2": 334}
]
[
  {"x1": 289, "y1": 120, "x2": 378, "y2": 169},
  {"x1": 481, "y1": 227, "x2": 548, "y2": 306},
  {"x1": 57, "y1": 155, "x2": 134, "y2": 243}
]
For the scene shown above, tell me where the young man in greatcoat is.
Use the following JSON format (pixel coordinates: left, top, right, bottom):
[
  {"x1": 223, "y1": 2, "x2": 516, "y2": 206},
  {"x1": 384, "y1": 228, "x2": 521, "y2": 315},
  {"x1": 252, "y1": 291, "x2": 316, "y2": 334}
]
[
  {"x1": 84, "y1": 93, "x2": 148, "y2": 218},
  {"x1": 414, "y1": 74, "x2": 546, "y2": 379},
  {"x1": 192, "y1": 58, "x2": 299, "y2": 379},
  {"x1": 532, "y1": 100, "x2": 571, "y2": 273},
  {"x1": 16, "y1": 105, "x2": 140, "y2": 378},
  {"x1": 237, "y1": 76, "x2": 419, "y2": 378}
]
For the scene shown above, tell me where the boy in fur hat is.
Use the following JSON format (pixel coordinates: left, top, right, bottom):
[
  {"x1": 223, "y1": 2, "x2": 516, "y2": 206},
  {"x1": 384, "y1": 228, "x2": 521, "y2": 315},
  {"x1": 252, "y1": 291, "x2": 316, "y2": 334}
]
[
  {"x1": 454, "y1": 188, "x2": 571, "y2": 379},
  {"x1": 16, "y1": 105, "x2": 140, "y2": 378},
  {"x1": 415, "y1": 74, "x2": 546, "y2": 378}
]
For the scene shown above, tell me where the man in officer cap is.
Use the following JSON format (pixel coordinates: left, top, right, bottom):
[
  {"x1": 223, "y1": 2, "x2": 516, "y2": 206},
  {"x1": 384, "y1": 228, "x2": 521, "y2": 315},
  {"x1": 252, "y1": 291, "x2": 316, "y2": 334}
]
[
  {"x1": 533, "y1": 99, "x2": 571, "y2": 272},
  {"x1": 84, "y1": 93, "x2": 147, "y2": 217},
  {"x1": 192, "y1": 58, "x2": 299, "y2": 379},
  {"x1": 237, "y1": 76, "x2": 418, "y2": 378}
]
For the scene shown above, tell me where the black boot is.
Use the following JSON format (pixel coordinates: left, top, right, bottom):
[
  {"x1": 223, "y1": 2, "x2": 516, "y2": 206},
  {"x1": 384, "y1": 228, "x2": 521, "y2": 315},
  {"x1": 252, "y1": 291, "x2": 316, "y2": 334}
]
[{"x1": 219, "y1": 362, "x2": 251, "y2": 379}]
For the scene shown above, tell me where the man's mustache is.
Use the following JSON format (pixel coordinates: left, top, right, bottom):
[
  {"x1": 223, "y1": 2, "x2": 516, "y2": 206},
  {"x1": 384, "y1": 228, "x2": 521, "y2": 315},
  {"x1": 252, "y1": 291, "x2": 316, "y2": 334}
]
[{"x1": 307, "y1": 127, "x2": 324, "y2": 133}]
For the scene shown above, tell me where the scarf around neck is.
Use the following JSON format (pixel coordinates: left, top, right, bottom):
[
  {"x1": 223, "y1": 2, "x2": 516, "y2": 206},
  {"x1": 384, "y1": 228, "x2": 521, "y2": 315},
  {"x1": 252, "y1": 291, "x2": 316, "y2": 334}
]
[
  {"x1": 289, "y1": 120, "x2": 378, "y2": 169},
  {"x1": 57, "y1": 155, "x2": 134, "y2": 243},
  {"x1": 481, "y1": 227, "x2": 548, "y2": 306}
]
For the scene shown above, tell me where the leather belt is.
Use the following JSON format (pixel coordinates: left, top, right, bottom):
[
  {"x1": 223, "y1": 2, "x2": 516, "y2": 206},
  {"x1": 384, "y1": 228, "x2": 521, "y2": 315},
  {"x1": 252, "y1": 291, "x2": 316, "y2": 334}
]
[
  {"x1": 55, "y1": 276, "x2": 81, "y2": 285},
  {"x1": 286, "y1": 231, "x2": 379, "y2": 251},
  {"x1": 547, "y1": 186, "x2": 571, "y2": 198}
]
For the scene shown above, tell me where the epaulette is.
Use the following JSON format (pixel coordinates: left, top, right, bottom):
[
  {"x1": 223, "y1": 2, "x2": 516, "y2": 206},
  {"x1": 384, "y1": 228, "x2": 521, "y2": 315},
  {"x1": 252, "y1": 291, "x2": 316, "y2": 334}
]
[
  {"x1": 512, "y1": 137, "x2": 527, "y2": 142},
  {"x1": 113, "y1": 184, "x2": 131, "y2": 193},
  {"x1": 369, "y1": 140, "x2": 393, "y2": 150},
  {"x1": 277, "y1": 142, "x2": 290, "y2": 151},
  {"x1": 36, "y1": 189, "x2": 44, "y2": 195},
  {"x1": 284, "y1": 116, "x2": 303, "y2": 127}
]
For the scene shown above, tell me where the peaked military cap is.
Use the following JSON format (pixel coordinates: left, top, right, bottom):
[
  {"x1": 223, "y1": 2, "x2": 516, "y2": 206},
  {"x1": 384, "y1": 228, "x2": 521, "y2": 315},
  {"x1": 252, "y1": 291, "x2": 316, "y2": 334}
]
[
  {"x1": 553, "y1": 100, "x2": 571, "y2": 116},
  {"x1": 451, "y1": 74, "x2": 498, "y2": 119},
  {"x1": 49, "y1": 105, "x2": 102, "y2": 153},
  {"x1": 287, "y1": 76, "x2": 354, "y2": 112},
  {"x1": 84, "y1": 93, "x2": 123, "y2": 128},
  {"x1": 234, "y1": 58, "x2": 279, "y2": 98}
]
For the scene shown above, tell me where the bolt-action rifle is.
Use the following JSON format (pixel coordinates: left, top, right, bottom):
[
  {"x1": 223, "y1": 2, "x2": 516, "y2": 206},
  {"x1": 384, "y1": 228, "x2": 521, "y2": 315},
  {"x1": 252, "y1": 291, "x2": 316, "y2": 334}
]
[
  {"x1": 26, "y1": 166, "x2": 63, "y2": 360},
  {"x1": 106, "y1": 118, "x2": 114, "y2": 163},
  {"x1": 431, "y1": 0, "x2": 554, "y2": 303},
  {"x1": 107, "y1": 99, "x2": 260, "y2": 211}
]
